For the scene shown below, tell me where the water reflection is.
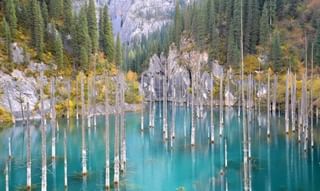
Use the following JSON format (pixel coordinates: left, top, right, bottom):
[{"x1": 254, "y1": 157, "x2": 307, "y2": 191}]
[{"x1": 0, "y1": 103, "x2": 319, "y2": 190}]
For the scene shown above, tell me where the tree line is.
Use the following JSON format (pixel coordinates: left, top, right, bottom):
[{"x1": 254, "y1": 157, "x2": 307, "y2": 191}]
[{"x1": 1, "y1": 0, "x2": 122, "y2": 73}]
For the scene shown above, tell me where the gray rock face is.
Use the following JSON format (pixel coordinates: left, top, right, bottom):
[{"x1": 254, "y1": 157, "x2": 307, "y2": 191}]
[
  {"x1": 73, "y1": 0, "x2": 191, "y2": 42},
  {"x1": 10, "y1": 43, "x2": 26, "y2": 64},
  {"x1": 0, "y1": 70, "x2": 39, "y2": 120}
]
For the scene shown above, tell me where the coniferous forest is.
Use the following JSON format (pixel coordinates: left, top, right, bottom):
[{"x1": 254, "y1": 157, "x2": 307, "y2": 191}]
[{"x1": 0, "y1": 0, "x2": 320, "y2": 191}]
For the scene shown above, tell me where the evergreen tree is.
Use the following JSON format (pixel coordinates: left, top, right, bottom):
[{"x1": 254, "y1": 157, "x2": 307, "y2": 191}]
[
  {"x1": 41, "y1": 1, "x2": 49, "y2": 28},
  {"x1": 73, "y1": 8, "x2": 91, "y2": 70},
  {"x1": 54, "y1": 32, "x2": 64, "y2": 68},
  {"x1": 174, "y1": 2, "x2": 182, "y2": 46},
  {"x1": 31, "y1": 0, "x2": 44, "y2": 59},
  {"x1": 2, "y1": 18, "x2": 12, "y2": 60},
  {"x1": 87, "y1": 0, "x2": 98, "y2": 53},
  {"x1": 270, "y1": 33, "x2": 282, "y2": 71},
  {"x1": 100, "y1": 5, "x2": 114, "y2": 63},
  {"x1": 194, "y1": 5, "x2": 207, "y2": 49},
  {"x1": 276, "y1": 0, "x2": 284, "y2": 20},
  {"x1": 259, "y1": 2, "x2": 270, "y2": 45},
  {"x1": 49, "y1": 0, "x2": 63, "y2": 20},
  {"x1": 4, "y1": 0, "x2": 17, "y2": 37},
  {"x1": 288, "y1": 0, "x2": 298, "y2": 18},
  {"x1": 315, "y1": 24, "x2": 320, "y2": 66},
  {"x1": 63, "y1": 0, "x2": 73, "y2": 35},
  {"x1": 115, "y1": 34, "x2": 122, "y2": 68}
]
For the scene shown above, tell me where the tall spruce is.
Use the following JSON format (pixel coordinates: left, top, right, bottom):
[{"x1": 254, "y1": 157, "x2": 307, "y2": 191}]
[
  {"x1": 115, "y1": 34, "x2": 122, "y2": 68},
  {"x1": 315, "y1": 24, "x2": 320, "y2": 66},
  {"x1": 63, "y1": 0, "x2": 73, "y2": 35},
  {"x1": 174, "y1": 2, "x2": 183, "y2": 46},
  {"x1": 100, "y1": 5, "x2": 114, "y2": 63},
  {"x1": 270, "y1": 33, "x2": 282, "y2": 71},
  {"x1": 87, "y1": 0, "x2": 98, "y2": 53},
  {"x1": 31, "y1": 0, "x2": 44, "y2": 59},
  {"x1": 259, "y1": 2, "x2": 270, "y2": 45},
  {"x1": 2, "y1": 18, "x2": 12, "y2": 60},
  {"x1": 54, "y1": 32, "x2": 64, "y2": 68},
  {"x1": 73, "y1": 8, "x2": 91, "y2": 70},
  {"x1": 4, "y1": 0, "x2": 17, "y2": 37},
  {"x1": 49, "y1": 0, "x2": 63, "y2": 20}
]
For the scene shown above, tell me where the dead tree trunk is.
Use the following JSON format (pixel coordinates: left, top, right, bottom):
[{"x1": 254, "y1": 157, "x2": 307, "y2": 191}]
[
  {"x1": 114, "y1": 79, "x2": 120, "y2": 185},
  {"x1": 210, "y1": 73, "x2": 214, "y2": 144},
  {"x1": 50, "y1": 77, "x2": 56, "y2": 159},
  {"x1": 285, "y1": 70, "x2": 290, "y2": 134},
  {"x1": 291, "y1": 73, "x2": 296, "y2": 132},
  {"x1": 26, "y1": 102, "x2": 31, "y2": 189},
  {"x1": 104, "y1": 75, "x2": 110, "y2": 189},
  {"x1": 267, "y1": 69, "x2": 271, "y2": 137},
  {"x1": 219, "y1": 74, "x2": 224, "y2": 137},
  {"x1": 40, "y1": 72, "x2": 47, "y2": 191},
  {"x1": 272, "y1": 75, "x2": 277, "y2": 115},
  {"x1": 81, "y1": 76, "x2": 87, "y2": 175}
]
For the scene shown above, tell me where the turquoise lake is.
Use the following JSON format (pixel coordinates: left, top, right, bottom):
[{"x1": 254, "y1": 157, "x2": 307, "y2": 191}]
[{"x1": 0, "y1": 103, "x2": 320, "y2": 191}]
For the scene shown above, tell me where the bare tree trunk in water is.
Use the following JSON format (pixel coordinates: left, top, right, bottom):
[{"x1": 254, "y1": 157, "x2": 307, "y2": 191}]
[
  {"x1": 40, "y1": 72, "x2": 47, "y2": 191},
  {"x1": 120, "y1": 75, "x2": 126, "y2": 172},
  {"x1": 51, "y1": 77, "x2": 56, "y2": 159},
  {"x1": 285, "y1": 70, "x2": 290, "y2": 134},
  {"x1": 291, "y1": 73, "x2": 296, "y2": 132},
  {"x1": 81, "y1": 76, "x2": 87, "y2": 175},
  {"x1": 93, "y1": 56, "x2": 97, "y2": 127},
  {"x1": 210, "y1": 73, "x2": 214, "y2": 143},
  {"x1": 26, "y1": 102, "x2": 31, "y2": 189},
  {"x1": 267, "y1": 70, "x2": 271, "y2": 137},
  {"x1": 67, "y1": 80, "x2": 71, "y2": 120},
  {"x1": 87, "y1": 77, "x2": 91, "y2": 128},
  {"x1": 114, "y1": 79, "x2": 120, "y2": 185},
  {"x1": 272, "y1": 75, "x2": 277, "y2": 115},
  {"x1": 76, "y1": 79, "x2": 79, "y2": 120},
  {"x1": 163, "y1": 66, "x2": 168, "y2": 140},
  {"x1": 219, "y1": 74, "x2": 223, "y2": 137},
  {"x1": 141, "y1": 75, "x2": 144, "y2": 132},
  {"x1": 104, "y1": 75, "x2": 110, "y2": 189},
  {"x1": 311, "y1": 43, "x2": 314, "y2": 148},
  {"x1": 191, "y1": 72, "x2": 195, "y2": 146},
  {"x1": 64, "y1": 121, "x2": 68, "y2": 188}
]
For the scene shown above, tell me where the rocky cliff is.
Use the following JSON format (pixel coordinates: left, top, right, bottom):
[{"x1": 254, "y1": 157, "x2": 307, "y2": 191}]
[{"x1": 73, "y1": 0, "x2": 191, "y2": 42}]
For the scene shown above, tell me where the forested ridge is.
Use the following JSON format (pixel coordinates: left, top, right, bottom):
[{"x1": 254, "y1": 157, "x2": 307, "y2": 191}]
[{"x1": 126, "y1": 0, "x2": 320, "y2": 74}]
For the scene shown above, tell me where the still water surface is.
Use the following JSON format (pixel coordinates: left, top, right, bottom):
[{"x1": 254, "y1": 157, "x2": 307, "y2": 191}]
[{"x1": 0, "y1": 103, "x2": 319, "y2": 190}]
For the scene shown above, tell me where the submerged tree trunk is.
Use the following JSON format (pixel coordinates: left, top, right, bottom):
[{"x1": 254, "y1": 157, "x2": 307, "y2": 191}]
[
  {"x1": 26, "y1": 102, "x2": 31, "y2": 189},
  {"x1": 141, "y1": 75, "x2": 144, "y2": 132},
  {"x1": 104, "y1": 75, "x2": 110, "y2": 189},
  {"x1": 67, "y1": 80, "x2": 71, "y2": 120},
  {"x1": 191, "y1": 72, "x2": 196, "y2": 146},
  {"x1": 291, "y1": 73, "x2": 296, "y2": 132},
  {"x1": 114, "y1": 79, "x2": 120, "y2": 185},
  {"x1": 272, "y1": 75, "x2": 277, "y2": 115},
  {"x1": 285, "y1": 70, "x2": 290, "y2": 134},
  {"x1": 120, "y1": 75, "x2": 126, "y2": 172},
  {"x1": 76, "y1": 79, "x2": 79, "y2": 120},
  {"x1": 51, "y1": 77, "x2": 56, "y2": 159},
  {"x1": 163, "y1": 66, "x2": 168, "y2": 140},
  {"x1": 267, "y1": 70, "x2": 271, "y2": 137},
  {"x1": 210, "y1": 74, "x2": 214, "y2": 143},
  {"x1": 87, "y1": 77, "x2": 91, "y2": 128},
  {"x1": 81, "y1": 76, "x2": 87, "y2": 175},
  {"x1": 219, "y1": 74, "x2": 223, "y2": 137},
  {"x1": 40, "y1": 72, "x2": 47, "y2": 191},
  {"x1": 64, "y1": 121, "x2": 68, "y2": 188},
  {"x1": 311, "y1": 44, "x2": 314, "y2": 148}
]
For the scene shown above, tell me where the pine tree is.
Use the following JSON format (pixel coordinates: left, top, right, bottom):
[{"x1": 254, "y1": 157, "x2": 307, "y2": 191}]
[
  {"x1": 115, "y1": 34, "x2": 122, "y2": 68},
  {"x1": 276, "y1": 0, "x2": 284, "y2": 20},
  {"x1": 288, "y1": 0, "x2": 298, "y2": 18},
  {"x1": 270, "y1": 33, "x2": 282, "y2": 71},
  {"x1": 315, "y1": 24, "x2": 320, "y2": 66},
  {"x1": 87, "y1": 0, "x2": 98, "y2": 53},
  {"x1": 74, "y1": 8, "x2": 91, "y2": 70},
  {"x1": 49, "y1": 0, "x2": 63, "y2": 20},
  {"x1": 259, "y1": 2, "x2": 270, "y2": 45},
  {"x1": 54, "y1": 32, "x2": 64, "y2": 68},
  {"x1": 4, "y1": 0, "x2": 17, "y2": 37},
  {"x1": 41, "y1": 1, "x2": 49, "y2": 28},
  {"x1": 2, "y1": 18, "x2": 12, "y2": 60},
  {"x1": 31, "y1": 0, "x2": 44, "y2": 59},
  {"x1": 63, "y1": 0, "x2": 73, "y2": 35},
  {"x1": 100, "y1": 5, "x2": 114, "y2": 63},
  {"x1": 174, "y1": 2, "x2": 182, "y2": 46}
]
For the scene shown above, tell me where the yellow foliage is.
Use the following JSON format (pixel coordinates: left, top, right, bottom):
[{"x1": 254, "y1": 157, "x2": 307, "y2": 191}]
[
  {"x1": 110, "y1": 64, "x2": 118, "y2": 76},
  {"x1": 244, "y1": 55, "x2": 259, "y2": 74},
  {"x1": 126, "y1": 71, "x2": 138, "y2": 81},
  {"x1": 0, "y1": 106, "x2": 13, "y2": 128}
]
